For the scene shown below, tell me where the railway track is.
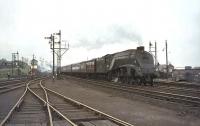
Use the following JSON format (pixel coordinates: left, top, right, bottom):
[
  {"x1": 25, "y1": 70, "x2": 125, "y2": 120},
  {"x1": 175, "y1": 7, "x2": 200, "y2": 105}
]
[
  {"x1": 0, "y1": 77, "x2": 28, "y2": 86},
  {"x1": 0, "y1": 78, "x2": 134, "y2": 126},
  {"x1": 156, "y1": 80, "x2": 200, "y2": 89},
  {"x1": 0, "y1": 79, "x2": 32, "y2": 124},
  {"x1": 0, "y1": 80, "x2": 26, "y2": 87},
  {"x1": 0, "y1": 79, "x2": 38, "y2": 95},
  {"x1": 65, "y1": 76, "x2": 200, "y2": 107},
  {"x1": 84, "y1": 79, "x2": 200, "y2": 97},
  {"x1": 0, "y1": 81, "x2": 27, "y2": 94},
  {"x1": 0, "y1": 77, "x2": 47, "y2": 94},
  {"x1": 146, "y1": 85, "x2": 200, "y2": 97},
  {"x1": 95, "y1": 81, "x2": 200, "y2": 97}
]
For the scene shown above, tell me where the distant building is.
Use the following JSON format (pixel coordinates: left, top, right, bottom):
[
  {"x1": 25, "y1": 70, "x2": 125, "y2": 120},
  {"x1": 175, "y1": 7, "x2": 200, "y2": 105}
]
[
  {"x1": 158, "y1": 64, "x2": 174, "y2": 73},
  {"x1": 30, "y1": 59, "x2": 38, "y2": 76},
  {"x1": 172, "y1": 66, "x2": 200, "y2": 82},
  {"x1": 0, "y1": 59, "x2": 14, "y2": 69},
  {"x1": 0, "y1": 58, "x2": 30, "y2": 78},
  {"x1": 158, "y1": 64, "x2": 174, "y2": 78}
]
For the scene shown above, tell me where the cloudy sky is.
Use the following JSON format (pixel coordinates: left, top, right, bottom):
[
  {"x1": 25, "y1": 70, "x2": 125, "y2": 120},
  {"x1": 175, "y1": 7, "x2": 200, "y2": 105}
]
[{"x1": 0, "y1": 0, "x2": 200, "y2": 68}]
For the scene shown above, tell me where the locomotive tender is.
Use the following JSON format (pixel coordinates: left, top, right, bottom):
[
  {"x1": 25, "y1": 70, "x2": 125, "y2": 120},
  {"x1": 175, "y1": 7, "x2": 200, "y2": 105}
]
[{"x1": 61, "y1": 46, "x2": 157, "y2": 85}]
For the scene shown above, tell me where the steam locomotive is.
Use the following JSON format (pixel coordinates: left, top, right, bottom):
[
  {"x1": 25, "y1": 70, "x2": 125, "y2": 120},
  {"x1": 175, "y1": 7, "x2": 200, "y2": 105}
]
[{"x1": 61, "y1": 46, "x2": 157, "y2": 85}]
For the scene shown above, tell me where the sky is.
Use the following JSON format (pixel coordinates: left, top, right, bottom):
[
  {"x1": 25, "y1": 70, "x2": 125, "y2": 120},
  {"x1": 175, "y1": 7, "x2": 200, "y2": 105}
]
[{"x1": 0, "y1": 0, "x2": 200, "y2": 69}]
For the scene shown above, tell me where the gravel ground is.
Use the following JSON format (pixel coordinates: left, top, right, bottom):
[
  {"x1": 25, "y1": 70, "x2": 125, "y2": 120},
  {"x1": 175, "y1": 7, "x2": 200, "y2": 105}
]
[
  {"x1": 44, "y1": 78, "x2": 200, "y2": 126},
  {"x1": 0, "y1": 87, "x2": 25, "y2": 121}
]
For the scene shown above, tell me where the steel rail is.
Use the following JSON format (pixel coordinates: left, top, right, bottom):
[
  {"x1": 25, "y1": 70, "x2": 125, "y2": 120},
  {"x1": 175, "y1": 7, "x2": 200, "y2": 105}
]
[
  {"x1": 68, "y1": 76, "x2": 200, "y2": 106},
  {"x1": 0, "y1": 78, "x2": 46, "y2": 94},
  {"x1": 157, "y1": 81, "x2": 200, "y2": 89},
  {"x1": 116, "y1": 84, "x2": 200, "y2": 102},
  {"x1": 70, "y1": 76, "x2": 200, "y2": 94},
  {"x1": 0, "y1": 79, "x2": 23, "y2": 85},
  {"x1": 43, "y1": 86, "x2": 135, "y2": 126},
  {"x1": 28, "y1": 85, "x2": 77, "y2": 126},
  {"x1": 0, "y1": 79, "x2": 36, "y2": 125},
  {"x1": 146, "y1": 85, "x2": 200, "y2": 97},
  {"x1": 156, "y1": 84, "x2": 200, "y2": 94},
  {"x1": 0, "y1": 82, "x2": 26, "y2": 89},
  {"x1": 102, "y1": 82, "x2": 200, "y2": 106},
  {"x1": 95, "y1": 79, "x2": 200, "y2": 95},
  {"x1": 0, "y1": 85, "x2": 25, "y2": 94},
  {"x1": 94, "y1": 78, "x2": 200, "y2": 94},
  {"x1": 39, "y1": 80, "x2": 53, "y2": 126},
  {"x1": 66, "y1": 75, "x2": 200, "y2": 91},
  {"x1": 0, "y1": 77, "x2": 48, "y2": 125}
]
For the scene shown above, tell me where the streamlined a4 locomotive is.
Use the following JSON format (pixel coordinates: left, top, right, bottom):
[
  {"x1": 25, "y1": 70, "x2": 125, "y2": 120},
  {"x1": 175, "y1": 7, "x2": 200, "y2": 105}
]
[{"x1": 61, "y1": 46, "x2": 157, "y2": 85}]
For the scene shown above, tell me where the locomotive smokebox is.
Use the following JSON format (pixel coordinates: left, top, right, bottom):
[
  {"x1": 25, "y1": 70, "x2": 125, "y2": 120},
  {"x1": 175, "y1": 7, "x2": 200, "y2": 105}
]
[{"x1": 137, "y1": 46, "x2": 145, "y2": 51}]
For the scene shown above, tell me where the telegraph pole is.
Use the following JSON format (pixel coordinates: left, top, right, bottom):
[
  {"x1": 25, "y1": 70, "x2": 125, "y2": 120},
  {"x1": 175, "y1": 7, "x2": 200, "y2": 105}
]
[
  {"x1": 17, "y1": 52, "x2": 19, "y2": 77},
  {"x1": 58, "y1": 30, "x2": 61, "y2": 75},
  {"x1": 11, "y1": 51, "x2": 19, "y2": 77},
  {"x1": 52, "y1": 35, "x2": 55, "y2": 78},
  {"x1": 165, "y1": 40, "x2": 168, "y2": 79},
  {"x1": 149, "y1": 41, "x2": 157, "y2": 68},
  {"x1": 12, "y1": 53, "x2": 13, "y2": 76},
  {"x1": 32, "y1": 54, "x2": 35, "y2": 76},
  {"x1": 45, "y1": 31, "x2": 69, "y2": 80},
  {"x1": 155, "y1": 41, "x2": 157, "y2": 66},
  {"x1": 45, "y1": 34, "x2": 55, "y2": 79},
  {"x1": 53, "y1": 30, "x2": 69, "y2": 78},
  {"x1": 53, "y1": 30, "x2": 61, "y2": 76}
]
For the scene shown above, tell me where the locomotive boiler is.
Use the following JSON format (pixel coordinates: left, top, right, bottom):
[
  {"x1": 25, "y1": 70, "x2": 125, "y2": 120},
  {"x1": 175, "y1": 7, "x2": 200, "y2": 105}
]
[{"x1": 61, "y1": 46, "x2": 157, "y2": 85}]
